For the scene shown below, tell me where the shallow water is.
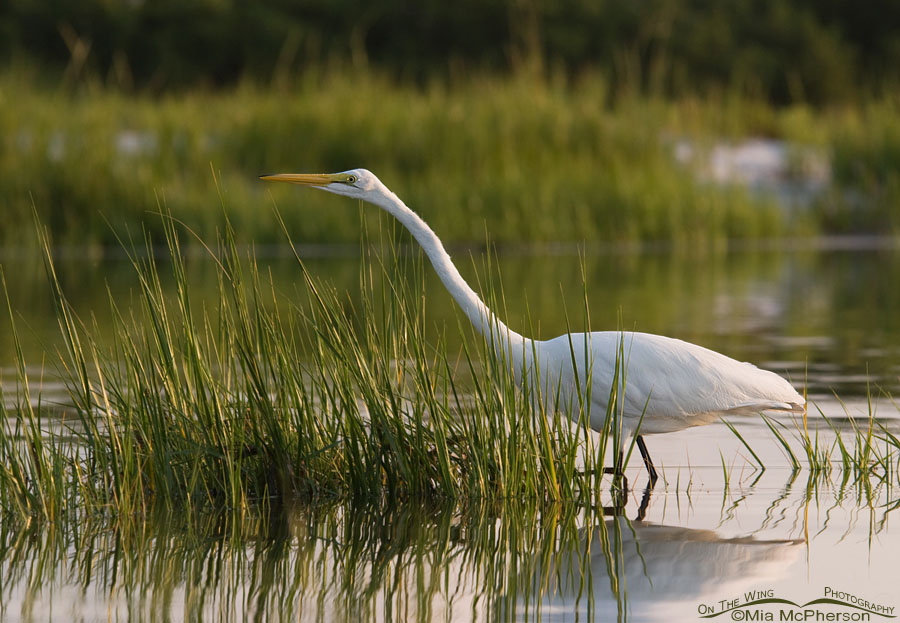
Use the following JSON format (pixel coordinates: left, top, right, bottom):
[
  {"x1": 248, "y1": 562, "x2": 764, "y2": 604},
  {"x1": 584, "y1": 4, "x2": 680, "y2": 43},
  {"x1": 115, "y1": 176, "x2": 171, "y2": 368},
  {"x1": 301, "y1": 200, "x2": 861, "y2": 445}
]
[
  {"x1": 1, "y1": 425, "x2": 897, "y2": 622},
  {"x1": 1, "y1": 241, "x2": 899, "y2": 621}
]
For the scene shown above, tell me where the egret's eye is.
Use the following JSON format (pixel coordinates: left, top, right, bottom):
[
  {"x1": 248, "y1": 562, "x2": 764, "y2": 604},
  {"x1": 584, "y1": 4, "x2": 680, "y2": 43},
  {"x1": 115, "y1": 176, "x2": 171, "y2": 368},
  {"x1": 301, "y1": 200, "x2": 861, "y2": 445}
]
[{"x1": 346, "y1": 175, "x2": 358, "y2": 184}]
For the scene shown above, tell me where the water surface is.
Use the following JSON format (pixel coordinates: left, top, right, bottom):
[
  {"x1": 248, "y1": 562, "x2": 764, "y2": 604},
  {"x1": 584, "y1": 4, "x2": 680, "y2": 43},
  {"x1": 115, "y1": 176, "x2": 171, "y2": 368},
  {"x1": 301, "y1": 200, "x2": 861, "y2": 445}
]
[
  {"x1": 1, "y1": 240, "x2": 899, "y2": 621},
  {"x1": 1, "y1": 454, "x2": 896, "y2": 622}
]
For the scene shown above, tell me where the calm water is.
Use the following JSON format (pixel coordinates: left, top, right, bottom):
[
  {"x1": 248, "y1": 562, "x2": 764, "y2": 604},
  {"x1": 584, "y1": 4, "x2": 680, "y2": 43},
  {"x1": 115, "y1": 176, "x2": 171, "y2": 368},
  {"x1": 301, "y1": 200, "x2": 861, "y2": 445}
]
[
  {"x1": 1, "y1": 240, "x2": 899, "y2": 621},
  {"x1": 4, "y1": 238, "x2": 900, "y2": 402},
  {"x1": 0, "y1": 460, "x2": 897, "y2": 622}
]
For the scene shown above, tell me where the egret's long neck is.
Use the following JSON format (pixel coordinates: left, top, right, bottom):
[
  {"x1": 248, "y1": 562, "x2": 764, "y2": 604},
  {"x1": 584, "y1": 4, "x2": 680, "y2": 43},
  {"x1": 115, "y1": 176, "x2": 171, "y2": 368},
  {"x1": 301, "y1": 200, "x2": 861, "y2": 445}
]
[{"x1": 371, "y1": 188, "x2": 529, "y2": 359}]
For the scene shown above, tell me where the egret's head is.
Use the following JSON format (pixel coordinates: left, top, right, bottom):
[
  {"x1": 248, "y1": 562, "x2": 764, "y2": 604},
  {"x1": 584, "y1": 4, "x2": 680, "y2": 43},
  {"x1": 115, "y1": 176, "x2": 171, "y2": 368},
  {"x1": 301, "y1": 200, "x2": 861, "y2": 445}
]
[{"x1": 259, "y1": 168, "x2": 380, "y2": 201}]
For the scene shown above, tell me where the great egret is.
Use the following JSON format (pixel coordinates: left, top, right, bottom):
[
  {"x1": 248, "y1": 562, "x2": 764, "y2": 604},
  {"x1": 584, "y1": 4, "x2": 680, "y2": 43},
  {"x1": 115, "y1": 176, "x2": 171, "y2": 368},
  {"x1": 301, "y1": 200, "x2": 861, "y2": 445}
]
[{"x1": 261, "y1": 169, "x2": 805, "y2": 483}]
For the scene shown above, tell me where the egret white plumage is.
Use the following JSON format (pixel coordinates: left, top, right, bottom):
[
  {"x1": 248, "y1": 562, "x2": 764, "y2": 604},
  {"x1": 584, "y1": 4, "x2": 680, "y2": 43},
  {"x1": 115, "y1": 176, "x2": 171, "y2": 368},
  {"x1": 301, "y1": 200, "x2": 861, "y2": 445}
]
[{"x1": 261, "y1": 169, "x2": 805, "y2": 483}]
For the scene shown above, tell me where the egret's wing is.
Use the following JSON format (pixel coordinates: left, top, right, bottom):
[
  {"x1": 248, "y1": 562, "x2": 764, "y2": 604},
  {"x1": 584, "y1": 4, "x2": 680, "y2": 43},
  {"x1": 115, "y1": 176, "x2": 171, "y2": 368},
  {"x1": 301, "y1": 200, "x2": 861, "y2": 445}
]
[{"x1": 539, "y1": 331, "x2": 804, "y2": 434}]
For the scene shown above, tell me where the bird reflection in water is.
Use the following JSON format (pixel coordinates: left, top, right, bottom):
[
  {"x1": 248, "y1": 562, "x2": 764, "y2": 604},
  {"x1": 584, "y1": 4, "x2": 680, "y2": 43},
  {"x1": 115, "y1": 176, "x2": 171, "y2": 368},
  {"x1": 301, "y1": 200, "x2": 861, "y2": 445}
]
[{"x1": 521, "y1": 476, "x2": 806, "y2": 622}]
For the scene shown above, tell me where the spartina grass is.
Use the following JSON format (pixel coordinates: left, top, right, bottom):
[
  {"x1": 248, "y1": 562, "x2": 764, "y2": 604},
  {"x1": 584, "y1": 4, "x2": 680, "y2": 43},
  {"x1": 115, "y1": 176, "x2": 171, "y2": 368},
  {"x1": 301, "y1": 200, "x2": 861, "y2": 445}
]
[
  {"x1": 0, "y1": 209, "x2": 644, "y2": 523},
  {"x1": 722, "y1": 417, "x2": 765, "y2": 472},
  {"x1": 721, "y1": 387, "x2": 899, "y2": 488},
  {"x1": 0, "y1": 265, "x2": 74, "y2": 522},
  {"x1": 760, "y1": 413, "x2": 801, "y2": 471},
  {"x1": 1, "y1": 73, "x2": 800, "y2": 251},
  {"x1": 3, "y1": 205, "x2": 898, "y2": 526}
]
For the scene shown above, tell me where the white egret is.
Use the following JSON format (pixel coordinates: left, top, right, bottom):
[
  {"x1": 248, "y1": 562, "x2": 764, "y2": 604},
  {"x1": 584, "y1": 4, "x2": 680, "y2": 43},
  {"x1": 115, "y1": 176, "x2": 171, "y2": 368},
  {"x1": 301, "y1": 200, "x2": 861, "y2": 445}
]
[{"x1": 261, "y1": 169, "x2": 805, "y2": 483}]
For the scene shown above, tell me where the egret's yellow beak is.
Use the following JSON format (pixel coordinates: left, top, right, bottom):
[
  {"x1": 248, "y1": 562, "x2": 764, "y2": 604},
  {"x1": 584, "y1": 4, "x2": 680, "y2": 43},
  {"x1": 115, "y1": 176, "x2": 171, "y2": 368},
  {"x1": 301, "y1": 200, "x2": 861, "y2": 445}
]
[{"x1": 259, "y1": 173, "x2": 341, "y2": 186}]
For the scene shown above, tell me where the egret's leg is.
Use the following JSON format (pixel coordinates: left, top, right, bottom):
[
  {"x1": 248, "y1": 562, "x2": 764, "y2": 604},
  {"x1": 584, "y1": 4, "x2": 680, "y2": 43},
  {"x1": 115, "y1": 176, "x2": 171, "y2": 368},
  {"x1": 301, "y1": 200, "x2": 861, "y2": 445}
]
[{"x1": 636, "y1": 435, "x2": 658, "y2": 484}]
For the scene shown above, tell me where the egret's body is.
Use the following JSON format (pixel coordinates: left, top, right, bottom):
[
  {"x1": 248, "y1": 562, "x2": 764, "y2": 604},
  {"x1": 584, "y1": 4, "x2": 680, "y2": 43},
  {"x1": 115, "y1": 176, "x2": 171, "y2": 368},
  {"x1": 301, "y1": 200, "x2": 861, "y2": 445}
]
[
  {"x1": 531, "y1": 330, "x2": 803, "y2": 436},
  {"x1": 261, "y1": 169, "x2": 805, "y2": 480}
]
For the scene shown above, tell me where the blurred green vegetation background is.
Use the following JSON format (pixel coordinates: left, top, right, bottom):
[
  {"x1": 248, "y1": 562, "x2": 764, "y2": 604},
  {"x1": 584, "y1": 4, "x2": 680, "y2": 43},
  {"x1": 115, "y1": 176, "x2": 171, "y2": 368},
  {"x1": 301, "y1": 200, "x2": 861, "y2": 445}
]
[{"x1": 2, "y1": 0, "x2": 900, "y2": 248}]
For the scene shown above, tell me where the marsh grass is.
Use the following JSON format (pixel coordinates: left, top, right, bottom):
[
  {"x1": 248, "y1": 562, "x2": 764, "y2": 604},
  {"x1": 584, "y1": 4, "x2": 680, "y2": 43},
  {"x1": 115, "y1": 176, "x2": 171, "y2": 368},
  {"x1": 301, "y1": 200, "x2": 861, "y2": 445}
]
[
  {"x1": 0, "y1": 71, "x2": 803, "y2": 251},
  {"x1": 5, "y1": 72, "x2": 900, "y2": 252},
  {"x1": 1, "y1": 201, "x2": 897, "y2": 527},
  {"x1": 0, "y1": 208, "x2": 630, "y2": 525},
  {"x1": 722, "y1": 385, "x2": 899, "y2": 491}
]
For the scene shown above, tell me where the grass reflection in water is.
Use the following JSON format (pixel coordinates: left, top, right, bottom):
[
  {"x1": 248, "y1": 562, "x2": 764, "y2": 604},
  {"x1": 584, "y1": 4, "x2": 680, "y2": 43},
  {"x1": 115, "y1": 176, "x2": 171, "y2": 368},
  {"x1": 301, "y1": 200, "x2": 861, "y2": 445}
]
[{"x1": 0, "y1": 471, "x2": 894, "y2": 622}]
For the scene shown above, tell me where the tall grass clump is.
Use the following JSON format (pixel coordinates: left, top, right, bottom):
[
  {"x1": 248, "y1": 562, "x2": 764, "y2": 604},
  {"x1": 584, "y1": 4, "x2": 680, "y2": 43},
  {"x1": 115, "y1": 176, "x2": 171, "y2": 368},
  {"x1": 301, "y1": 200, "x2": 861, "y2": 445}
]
[{"x1": 0, "y1": 210, "x2": 631, "y2": 524}]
